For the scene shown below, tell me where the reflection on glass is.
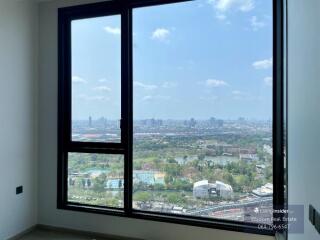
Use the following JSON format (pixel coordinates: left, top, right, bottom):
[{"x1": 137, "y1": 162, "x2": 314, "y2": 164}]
[{"x1": 68, "y1": 153, "x2": 124, "y2": 208}]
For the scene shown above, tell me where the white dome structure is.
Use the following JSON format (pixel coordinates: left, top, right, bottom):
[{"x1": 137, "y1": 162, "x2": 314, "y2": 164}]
[{"x1": 193, "y1": 180, "x2": 233, "y2": 199}]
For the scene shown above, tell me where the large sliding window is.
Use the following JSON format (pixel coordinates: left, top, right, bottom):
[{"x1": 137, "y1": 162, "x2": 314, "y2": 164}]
[{"x1": 58, "y1": 0, "x2": 286, "y2": 235}]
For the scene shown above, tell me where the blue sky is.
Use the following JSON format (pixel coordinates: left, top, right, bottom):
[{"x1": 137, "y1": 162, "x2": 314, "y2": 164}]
[{"x1": 72, "y1": 0, "x2": 273, "y2": 121}]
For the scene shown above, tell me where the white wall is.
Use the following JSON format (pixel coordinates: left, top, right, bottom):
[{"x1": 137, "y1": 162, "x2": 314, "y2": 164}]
[
  {"x1": 0, "y1": 0, "x2": 38, "y2": 239},
  {"x1": 37, "y1": 1, "x2": 273, "y2": 239},
  {"x1": 288, "y1": 0, "x2": 320, "y2": 240}
]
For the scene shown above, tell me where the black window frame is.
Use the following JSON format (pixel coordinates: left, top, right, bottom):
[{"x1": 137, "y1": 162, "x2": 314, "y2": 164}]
[{"x1": 58, "y1": 0, "x2": 286, "y2": 236}]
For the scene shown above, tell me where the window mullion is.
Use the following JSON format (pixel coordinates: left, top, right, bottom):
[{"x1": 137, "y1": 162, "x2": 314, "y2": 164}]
[{"x1": 121, "y1": 6, "x2": 134, "y2": 214}]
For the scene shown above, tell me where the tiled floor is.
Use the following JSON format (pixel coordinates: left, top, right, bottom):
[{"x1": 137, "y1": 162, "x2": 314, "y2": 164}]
[{"x1": 19, "y1": 228, "x2": 112, "y2": 240}]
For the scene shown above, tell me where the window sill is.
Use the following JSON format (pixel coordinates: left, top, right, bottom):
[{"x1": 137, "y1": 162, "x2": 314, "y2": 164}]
[{"x1": 58, "y1": 203, "x2": 275, "y2": 237}]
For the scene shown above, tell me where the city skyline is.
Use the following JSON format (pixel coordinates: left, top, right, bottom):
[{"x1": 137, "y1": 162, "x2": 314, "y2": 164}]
[{"x1": 72, "y1": 116, "x2": 272, "y2": 121}]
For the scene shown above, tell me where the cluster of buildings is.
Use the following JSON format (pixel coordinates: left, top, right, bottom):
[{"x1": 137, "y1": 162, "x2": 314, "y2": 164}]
[
  {"x1": 263, "y1": 144, "x2": 273, "y2": 155},
  {"x1": 139, "y1": 119, "x2": 164, "y2": 128},
  {"x1": 70, "y1": 170, "x2": 235, "y2": 202},
  {"x1": 68, "y1": 170, "x2": 166, "y2": 190},
  {"x1": 72, "y1": 117, "x2": 121, "y2": 142},
  {"x1": 133, "y1": 117, "x2": 225, "y2": 129},
  {"x1": 104, "y1": 170, "x2": 166, "y2": 190},
  {"x1": 200, "y1": 142, "x2": 259, "y2": 161},
  {"x1": 133, "y1": 170, "x2": 165, "y2": 185},
  {"x1": 239, "y1": 153, "x2": 259, "y2": 161}
]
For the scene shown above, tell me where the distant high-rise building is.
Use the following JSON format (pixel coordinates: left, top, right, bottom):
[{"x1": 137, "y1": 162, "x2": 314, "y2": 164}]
[
  {"x1": 150, "y1": 118, "x2": 156, "y2": 127},
  {"x1": 89, "y1": 116, "x2": 92, "y2": 127},
  {"x1": 189, "y1": 118, "x2": 196, "y2": 128},
  {"x1": 184, "y1": 118, "x2": 196, "y2": 128},
  {"x1": 98, "y1": 117, "x2": 107, "y2": 128},
  {"x1": 238, "y1": 117, "x2": 245, "y2": 123},
  {"x1": 208, "y1": 117, "x2": 223, "y2": 128},
  {"x1": 104, "y1": 118, "x2": 107, "y2": 129},
  {"x1": 209, "y1": 117, "x2": 216, "y2": 125},
  {"x1": 143, "y1": 118, "x2": 163, "y2": 128},
  {"x1": 217, "y1": 119, "x2": 224, "y2": 128}
]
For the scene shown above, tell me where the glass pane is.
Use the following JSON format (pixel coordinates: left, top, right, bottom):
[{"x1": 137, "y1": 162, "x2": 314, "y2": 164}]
[
  {"x1": 71, "y1": 15, "x2": 121, "y2": 143},
  {"x1": 68, "y1": 153, "x2": 124, "y2": 208},
  {"x1": 133, "y1": 0, "x2": 273, "y2": 224}
]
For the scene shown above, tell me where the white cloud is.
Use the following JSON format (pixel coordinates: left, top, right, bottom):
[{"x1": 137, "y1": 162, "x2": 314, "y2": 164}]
[
  {"x1": 232, "y1": 90, "x2": 246, "y2": 99},
  {"x1": 72, "y1": 76, "x2": 87, "y2": 84},
  {"x1": 93, "y1": 86, "x2": 112, "y2": 92},
  {"x1": 162, "y1": 81, "x2": 177, "y2": 88},
  {"x1": 252, "y1": 58, "x2": 273, "y2": 70},
  {"x1": 231, "y1": 90, "x2": 259, "y2": 101},
  {"x1": 141, "y1": 96, "x2": 152, "y2": 101},
  {"x1": 134, "y1": 81, "x2": 158, "y2": 90},
  {"x1": 264, "y1": 76, "x2": 273, "y2": 86},
  {"x1": 98, "y1": 78, "x2": 108, "y2": 83},
  {"x1": 251, "y1": 16, "x2": 265, "y2": 30},
  {"x1": 239, "y1": 0, "x2": 254, "y2": 11},
  {"x1": 208, "y1": 0, "x2": 255, "y2": 12},
  {"x1": 151, "y1": 28, "x2": 170, "y2": 41},
  {"x1": 142, "y1": 95, "x2": 171, "y2": 102},
  {"x1": 104, "y1": 26, "x2": 121, "y2": 35},
  {"x1": 200, "y1": 96, "x2": 218, "y2": 102},
  {"x1": 231, "y1": 90, "x2": 264, "y2": 102},
  {"x1": 216, "y1": 13, "x2": 227, "y2": 20},
  {"x1": 232, "y1": 90, "x2": 244, "y2": 95},
  {"x1": 88, "y1": 96, "x2": 109, "y2": 101},
  {"x1": 78, "y1": 94, "x2": 110, "y2": 101},
  {"x1": 206, "y1": 79, "x2": 228, "y2": 87}
]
